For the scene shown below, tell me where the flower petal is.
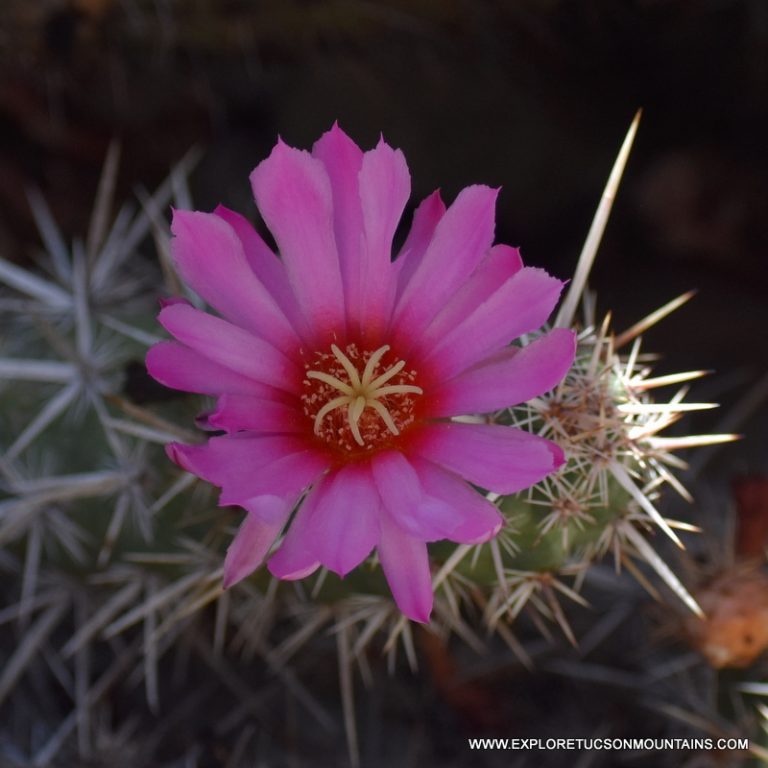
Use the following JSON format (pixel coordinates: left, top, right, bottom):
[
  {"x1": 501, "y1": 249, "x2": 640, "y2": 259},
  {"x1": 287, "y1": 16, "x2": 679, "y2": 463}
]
[
  {"x1": 166, "y1": 435, "x2": 328, "y2": 509},
  {"x1": 394, "y1": 189, "x2": 446, "y2": 299},
  {"x1": 206, "y1": 395, "x2": 305, "y2": 434},
  {"x1": 268, "y1": 479, "x2": 328, "y2": 580},
  {"x1": 412, "y1": 422, "x2": 564, "y2": 495},
  {"x1": 422, "y1": 267, "x2": 564, "y2": 379},
  {"x1": 219, "y1": 451, "x2": 328, "y2": 508},
  {"x1": 312, "y1": 124, "x2": 365, "y2": 324},
  {"x1": 392, "y1": 185, "x2": 498, "y2": 340},
  {"x1": 158, "y1": 303, "x2": 299, "y2": 391},
  {"x1": 429, "y1": 328, "x2": 577, "y2": 417},
  {"x1": 146, "y1": 341, "x2": 277, "y2": 397},
  {"x1": 378, "y1": 514, "x2": 433, "y2": 623},
  {"x1": 170, "y1": 210, "x2": 299, "y2": 350},
  {"x1": 410, "y1": 458, "x2": 503, "y2": 544},
  {"x1": 416, "y1": 244, "x2": 522, "y2": 354},
  {"x1": 306, "y1": 465, "x2": 380, "y2": 576},
  {"x1": 223, "y1": 496, "x2": 290, "y2": 588},
  {"x1": 213, "y1": 205, "x2": 307, "y2": 336},
  {"x1": 250, "y1": 139, "x2": 345, "y2": 337},
  {"x1": 168, "y1": 434, "x2": 303, "y2": 480},
  {"x1": 371, "y1": 451, "x2": 463, "y2": 541},
  {"x1": 357, "y1": 137, "x2": 410, "y2": 334}
]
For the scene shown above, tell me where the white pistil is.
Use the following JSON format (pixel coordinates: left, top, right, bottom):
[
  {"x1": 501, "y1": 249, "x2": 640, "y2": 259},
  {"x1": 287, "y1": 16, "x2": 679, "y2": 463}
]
[
  {"x1": 368, "y1": 359, "x2": 406, "y2": 389},
  {"x1": 361, "y1": 345, "x2": 391, "y2": 386},
  {"x1": 306, "y1": 370, "x2": 353, "y2": 395},
  {"x1": 331, "y1": 344, "x2": 362, "y2": 388},
  {"x1": 370, "y1": 384, "x2": 422, "y2": 398},
  {"x1": 368, "y1": 400, "x2": 400, "y2": 435},
  {"x1": 307, "y1": 344, "x2": 422, "y2": 447},
  {"x1": 313, "y1": 396, "x2": 350, "y2": 433}
]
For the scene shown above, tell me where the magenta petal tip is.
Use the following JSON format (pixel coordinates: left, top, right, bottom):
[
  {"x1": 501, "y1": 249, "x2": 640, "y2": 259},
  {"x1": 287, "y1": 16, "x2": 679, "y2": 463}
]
[
  {"x1": 402, "y1": 594, "x2": 433, "y2": 624},
  {"x1": 165, "y1": 442, "x2": 186, "y2": 469},
  {"x1": 268, "y1": 559, "x2": 321, "y2": 581},
  {"x1": 222, "y1": 498, "x2": 290, "y2": 589},
  {"x1": 550, "y1": 441, "x2": 567, "y2": 469},
  {"x1": 221, "y1": 569, "x2": 239, "y2": 590}
]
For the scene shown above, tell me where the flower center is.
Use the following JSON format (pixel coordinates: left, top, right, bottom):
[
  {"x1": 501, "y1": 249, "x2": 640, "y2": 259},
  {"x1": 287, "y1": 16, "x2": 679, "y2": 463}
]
[{"x1": 301, "y1": 343, "x2": 422, "y2": 454}]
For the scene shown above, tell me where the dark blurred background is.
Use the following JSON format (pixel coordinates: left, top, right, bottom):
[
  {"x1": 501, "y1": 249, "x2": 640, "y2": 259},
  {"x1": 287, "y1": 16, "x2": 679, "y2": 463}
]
[{"x1": 1, "y1": 0, "x2": 767, "y2": 392}]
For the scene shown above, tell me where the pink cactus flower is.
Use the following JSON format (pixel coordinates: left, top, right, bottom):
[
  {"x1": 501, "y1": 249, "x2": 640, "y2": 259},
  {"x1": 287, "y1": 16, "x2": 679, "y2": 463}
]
[{"x1": 146, "y1": 125, "x2": 575, "y2": 622}]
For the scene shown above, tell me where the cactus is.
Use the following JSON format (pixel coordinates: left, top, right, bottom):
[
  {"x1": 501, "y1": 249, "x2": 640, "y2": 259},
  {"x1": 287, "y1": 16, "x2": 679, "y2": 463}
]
[{"x1": 0, "y1": 118, "x2": 759, "y2": 767}]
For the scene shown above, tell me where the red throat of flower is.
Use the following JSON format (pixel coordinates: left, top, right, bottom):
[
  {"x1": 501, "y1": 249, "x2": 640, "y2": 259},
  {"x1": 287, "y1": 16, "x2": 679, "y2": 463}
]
[{"x1": 300, "y1": 342, "x2": 423, "y2": 461}]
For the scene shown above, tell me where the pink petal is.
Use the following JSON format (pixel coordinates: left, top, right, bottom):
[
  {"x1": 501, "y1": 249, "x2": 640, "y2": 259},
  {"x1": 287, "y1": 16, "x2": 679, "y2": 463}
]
[
  {"x1": 158, "y1": 303, "x2": 299, "y2": 391},
  {"x1": 378, "y1": 514, "x2": 433, "y2": 623},
  {"x1": 422, "y1": 267, "x2": 564, "y2": 379},
  {"x1": 305, "y1": 465, "x2": 380, "y2": 576},
  {"x1": 146, "y1": 341, "x2": 278, "y2": 397},
  {"x1": 411, "y1": 458, "x2": 503, "y2": 544},
  {"x1": 392, "y1": 185, "x2": 498, "y2": 341},
  {"x1": 168, "y1": 434, "x2": 303, "y2": 480},
  {"x1": 415, "y1": 244, "x2": 523, "y2": 355},
  {"x1": 394, "y1": 189, "x2": 446, "y2": 300},
  {"x1": 207, "y1": 395, "x2": 305, "y2": 434},
  {"x1": 371, "y1": 451, "x2": 463, "y2": 541},
  {"x1": 250, "y1": 140, "x2": 346, "y2": 338},
  {"x1": 268, "y1": 478, "x2": 329, "y2": 580},
  {"x1": 412, "y1": 422, "x2": 565, "y2": 495},
  {"x1": 223, "y1": 496, "x2": 290, "y2": 588},
  {"x1": 170, "y1": 210, "x2": 300, "y2": 350},
  {"x1": 213, "y1": 205, "x2": 307, "y2": 337},
  {"x1": 166, "y1": 435, "x2": 328, "y2": 510},
  {"x1": 357, "y1": 137, "x2": 410, "y2": 335},
  {"x1": 312, "y1": 124, "x2": 365, "y2": 325},
  {"x1": 429, "y1": 328, "x2": 577, "y2": 417},
  {"x1": 219, "y1": 451, "x2": 328, "y2": 508}
]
